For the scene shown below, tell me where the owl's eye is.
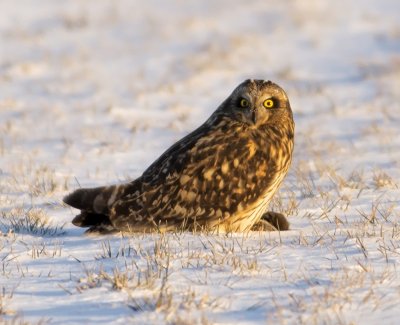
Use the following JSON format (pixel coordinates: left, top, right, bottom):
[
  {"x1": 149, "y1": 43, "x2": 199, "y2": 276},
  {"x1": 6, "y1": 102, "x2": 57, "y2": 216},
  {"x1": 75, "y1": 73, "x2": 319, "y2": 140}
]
[
  {"x1": 239, "y1": 98, "x2": 249, "y2": 108},
  {"x1": 263, "y1": 98, "x2": 275, "y2": 108}
]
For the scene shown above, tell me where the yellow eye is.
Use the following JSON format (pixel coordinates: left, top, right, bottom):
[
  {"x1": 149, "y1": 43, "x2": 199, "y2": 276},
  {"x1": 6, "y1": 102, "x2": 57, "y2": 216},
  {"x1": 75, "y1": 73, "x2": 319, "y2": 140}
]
[
  {"x1": 263, "y1": 99, "x2": 274, "y2": 108},
  {"x1": 240, "y1": 98, "x2": 249, "y2": 108}
]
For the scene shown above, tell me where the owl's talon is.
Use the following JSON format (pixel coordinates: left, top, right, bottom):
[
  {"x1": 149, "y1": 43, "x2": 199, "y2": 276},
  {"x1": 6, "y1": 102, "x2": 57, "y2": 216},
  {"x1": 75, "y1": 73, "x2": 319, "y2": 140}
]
[
  {"x1": 251, "y1": 219, "x2": 277, "y2": 231},
  {"x1": 252, "y1": 211, "x2": 289, "y2": 231}
]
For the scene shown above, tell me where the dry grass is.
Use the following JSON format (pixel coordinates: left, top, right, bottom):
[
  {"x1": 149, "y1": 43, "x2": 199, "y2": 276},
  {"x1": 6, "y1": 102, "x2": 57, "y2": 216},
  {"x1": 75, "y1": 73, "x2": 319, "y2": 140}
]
[
  {"x1": 2, "y1": 146, "x2": 400, "y2": 323},
  {"x1": 1, "y1": 0, "x2": 400, "y2": 323},
  {"x1": 1, "y1": 134, "x2": 400, "y2": 324},
  {"x1": 0, "y1": 207, "x2": 65, "y2": 236}
]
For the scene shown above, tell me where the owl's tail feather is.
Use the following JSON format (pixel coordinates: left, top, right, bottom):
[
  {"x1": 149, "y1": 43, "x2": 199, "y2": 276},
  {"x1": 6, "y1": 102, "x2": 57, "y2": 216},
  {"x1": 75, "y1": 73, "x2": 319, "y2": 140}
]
[
  {"x1": 71, "y1": 211, "x2": 109, "y2": 227},
  {"x1": 63, "y1": 185, "x2": 122, "y2": 213},
  {"x1": 63, "y1": 185, "x2": 123, "y2": 233},
  {"x1": 71, "y1": 211, "x2": 117, "y2": 234},
  {"x1": 64, "y1": 187, "x2": 103, "y2": 211}
]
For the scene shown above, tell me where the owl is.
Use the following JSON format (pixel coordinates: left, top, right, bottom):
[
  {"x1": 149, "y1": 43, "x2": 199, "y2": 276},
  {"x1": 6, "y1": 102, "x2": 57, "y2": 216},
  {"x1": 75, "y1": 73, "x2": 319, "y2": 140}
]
[{"x1": 64, "y1": 79, "x2": 294, "y2": 234}]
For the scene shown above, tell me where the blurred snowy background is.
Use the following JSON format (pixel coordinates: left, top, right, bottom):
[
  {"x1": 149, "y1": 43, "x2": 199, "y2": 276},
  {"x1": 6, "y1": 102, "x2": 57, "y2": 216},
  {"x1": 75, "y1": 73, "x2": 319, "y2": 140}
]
[{"x1": 1, "y1": 0, "x2": 400, "y2": 324}]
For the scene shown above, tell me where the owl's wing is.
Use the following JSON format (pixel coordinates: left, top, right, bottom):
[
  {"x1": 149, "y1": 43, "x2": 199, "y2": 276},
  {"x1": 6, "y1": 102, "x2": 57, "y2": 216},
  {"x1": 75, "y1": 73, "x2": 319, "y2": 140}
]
[
  {"x1": 109, "y1": 115, "x2": 281, "y2": 231},
  {"x1": 61, "y1": 115, "x2": 223, "y2": 233}
]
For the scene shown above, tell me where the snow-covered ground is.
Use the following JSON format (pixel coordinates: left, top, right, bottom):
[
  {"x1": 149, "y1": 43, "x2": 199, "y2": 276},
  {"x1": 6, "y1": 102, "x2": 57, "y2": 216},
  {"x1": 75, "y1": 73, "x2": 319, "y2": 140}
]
[{"x1": 1, "y1": 0, "x2": 400, "y2": 324}]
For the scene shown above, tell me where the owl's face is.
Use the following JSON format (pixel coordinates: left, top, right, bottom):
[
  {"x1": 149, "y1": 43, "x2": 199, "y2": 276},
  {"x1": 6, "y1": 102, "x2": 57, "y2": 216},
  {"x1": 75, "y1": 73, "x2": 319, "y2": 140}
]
[{"x1": 221, "y1": 79, "x2": 292, "y2": 127}]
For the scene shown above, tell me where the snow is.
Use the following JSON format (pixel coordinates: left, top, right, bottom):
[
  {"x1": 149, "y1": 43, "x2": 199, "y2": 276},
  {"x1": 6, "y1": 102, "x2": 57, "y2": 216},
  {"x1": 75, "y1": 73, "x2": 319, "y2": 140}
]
[{"x1": 1, "y1": 0, "x2": 400, "y2": 324}]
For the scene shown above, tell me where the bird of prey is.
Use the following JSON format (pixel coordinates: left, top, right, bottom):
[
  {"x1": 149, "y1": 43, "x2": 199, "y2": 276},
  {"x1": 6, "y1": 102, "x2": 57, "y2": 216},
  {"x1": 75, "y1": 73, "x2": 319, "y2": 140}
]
[{"x1": 63, "y1": 79, "x2": 294, "y2": 234}]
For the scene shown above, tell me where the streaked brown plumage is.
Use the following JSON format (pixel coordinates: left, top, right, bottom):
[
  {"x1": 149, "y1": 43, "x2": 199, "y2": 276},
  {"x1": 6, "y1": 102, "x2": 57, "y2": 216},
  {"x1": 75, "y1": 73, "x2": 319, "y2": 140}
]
[{"x1": 64, "y1": 79, "x2": 295, "y2": 234}]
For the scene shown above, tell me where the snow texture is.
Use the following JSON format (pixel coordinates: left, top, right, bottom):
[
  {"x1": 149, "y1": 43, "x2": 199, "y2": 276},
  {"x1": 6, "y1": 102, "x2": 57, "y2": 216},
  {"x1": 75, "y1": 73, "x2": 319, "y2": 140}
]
[{"x1": 1, "y1": 0, "x2": 400, "y2": 324}]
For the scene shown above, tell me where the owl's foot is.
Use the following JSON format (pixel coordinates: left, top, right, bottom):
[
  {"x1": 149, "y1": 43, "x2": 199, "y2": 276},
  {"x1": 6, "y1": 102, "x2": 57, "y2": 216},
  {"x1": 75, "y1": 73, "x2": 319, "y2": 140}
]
[
  {"x1": 85, "y1": 224, "x2": 119, "y2": 235},
  {"x1": 252, "y1": 211, "x2": 289, "y2": 231}
]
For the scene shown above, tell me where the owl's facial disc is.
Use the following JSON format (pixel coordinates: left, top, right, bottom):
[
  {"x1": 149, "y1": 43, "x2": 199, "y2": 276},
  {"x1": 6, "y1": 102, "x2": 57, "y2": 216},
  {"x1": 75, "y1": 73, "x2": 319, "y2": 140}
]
[
  {"x1": 235, "y1": 94, "x2": 274, "y2": 125},
  {"x1": 227, "y1": 79, "x2": 291, "y2": 126}
]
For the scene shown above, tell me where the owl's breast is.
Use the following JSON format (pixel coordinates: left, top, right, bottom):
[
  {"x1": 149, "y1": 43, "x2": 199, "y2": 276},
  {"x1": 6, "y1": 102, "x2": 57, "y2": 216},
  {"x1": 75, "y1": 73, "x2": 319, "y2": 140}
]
[{"x1": 207, "y1": 128, "x2": 293, "y2": 231}]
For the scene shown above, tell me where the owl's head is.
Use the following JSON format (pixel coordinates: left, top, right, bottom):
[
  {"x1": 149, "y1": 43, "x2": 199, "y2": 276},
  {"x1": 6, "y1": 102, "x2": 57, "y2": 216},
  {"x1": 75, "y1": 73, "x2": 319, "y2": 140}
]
[{"x1": 218, "y1": 79, "x2": 292, "y2": 127}]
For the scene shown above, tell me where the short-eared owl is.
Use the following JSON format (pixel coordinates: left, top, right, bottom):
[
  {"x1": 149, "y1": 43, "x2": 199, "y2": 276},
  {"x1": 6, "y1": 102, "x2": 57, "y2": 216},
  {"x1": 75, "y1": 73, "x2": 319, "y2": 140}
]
[{"x1": 64, "y1": 79, "x2": 295, "y2": 234}]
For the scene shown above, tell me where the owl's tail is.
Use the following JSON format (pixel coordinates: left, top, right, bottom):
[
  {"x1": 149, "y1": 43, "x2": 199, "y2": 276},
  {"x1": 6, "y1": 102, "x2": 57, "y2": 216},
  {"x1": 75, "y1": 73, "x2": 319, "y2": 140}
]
[{"x1": 63, "y1": 185, "x2": 123, "y2": 233}]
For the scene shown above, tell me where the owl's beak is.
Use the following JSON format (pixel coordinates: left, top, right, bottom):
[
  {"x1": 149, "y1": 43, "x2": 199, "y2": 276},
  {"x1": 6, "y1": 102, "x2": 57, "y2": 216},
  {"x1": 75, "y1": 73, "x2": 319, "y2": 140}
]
[
  {"x1": 243, "y1": 108, "x2": 259, "y2": 125},
  {"x1": 251, "y1": 110, "x2": 257, "y2": 124}
]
